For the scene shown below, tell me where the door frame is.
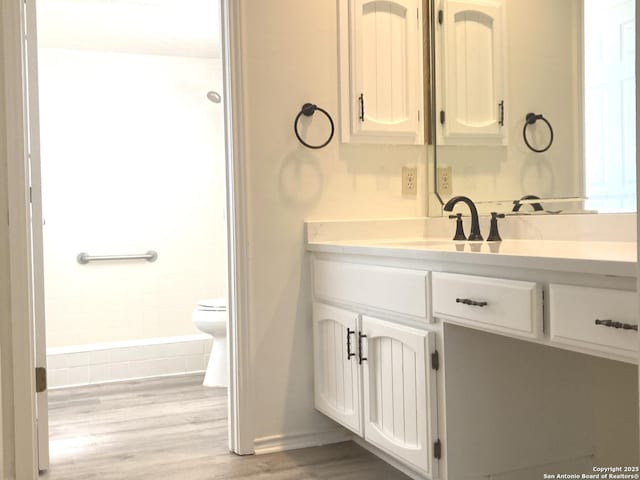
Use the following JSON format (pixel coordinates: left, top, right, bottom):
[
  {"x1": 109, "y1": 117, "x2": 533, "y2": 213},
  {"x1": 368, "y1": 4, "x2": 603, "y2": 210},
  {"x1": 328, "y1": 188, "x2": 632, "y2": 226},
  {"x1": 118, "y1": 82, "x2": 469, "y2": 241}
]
[{"x1": 1, "y1": 0, "x2": 254, "y2": 477}]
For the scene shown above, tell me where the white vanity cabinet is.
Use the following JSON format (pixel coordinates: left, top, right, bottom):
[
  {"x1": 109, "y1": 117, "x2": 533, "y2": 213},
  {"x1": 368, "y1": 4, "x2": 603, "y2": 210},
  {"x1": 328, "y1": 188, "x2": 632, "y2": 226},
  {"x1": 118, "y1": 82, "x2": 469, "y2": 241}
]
[
  {"x1": 309, "y1": 245, "x2": 639, "y2": 479},
  {"x1": 436, "y1": 0, "x2": 507, "y2": 145},
  {"x1": 339, "y1": 0, "x2": 426, "y2": 144},
  {"x1": 312, "y1": 259, "x2": 439, "y2": 478}
]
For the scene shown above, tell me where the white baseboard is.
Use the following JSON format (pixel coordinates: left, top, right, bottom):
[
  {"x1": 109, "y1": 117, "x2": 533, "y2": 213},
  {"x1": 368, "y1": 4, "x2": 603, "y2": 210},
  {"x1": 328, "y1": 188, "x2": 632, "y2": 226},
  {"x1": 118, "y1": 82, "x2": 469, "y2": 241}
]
[
  {"x1": 47, "y1": 335, "x2": 213, "y2": 388},
  {"x1": 253, "y1": 428, "x2": 352, "y2": 455}
]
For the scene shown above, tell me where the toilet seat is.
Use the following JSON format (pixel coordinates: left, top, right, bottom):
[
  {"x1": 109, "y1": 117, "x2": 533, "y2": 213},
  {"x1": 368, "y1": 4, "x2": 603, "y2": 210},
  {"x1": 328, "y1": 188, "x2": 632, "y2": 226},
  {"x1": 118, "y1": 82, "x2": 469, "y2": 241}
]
[{"x1": 196, "y1": 298, "x2": 227, "y2": 312}]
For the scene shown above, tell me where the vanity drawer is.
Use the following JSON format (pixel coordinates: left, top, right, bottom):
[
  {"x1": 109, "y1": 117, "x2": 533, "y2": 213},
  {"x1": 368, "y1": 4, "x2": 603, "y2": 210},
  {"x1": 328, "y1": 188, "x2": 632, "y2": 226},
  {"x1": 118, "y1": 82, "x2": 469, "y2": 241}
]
[
  {"x1": 313, "y1": 259, "x2": 429, "y2": 320},
  {"x1": 549, "y1": 284, "x2": 638, "y2": 359},
  {"x1": 432, "y1": 272, "x2": 542, "y2": 339}
]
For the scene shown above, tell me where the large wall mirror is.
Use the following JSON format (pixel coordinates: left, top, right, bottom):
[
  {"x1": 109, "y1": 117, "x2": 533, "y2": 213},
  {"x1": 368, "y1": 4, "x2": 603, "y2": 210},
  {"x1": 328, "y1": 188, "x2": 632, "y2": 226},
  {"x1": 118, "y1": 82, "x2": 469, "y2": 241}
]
[{"x1": 432, "y1": 0, "x2": 636, "y2": 214}]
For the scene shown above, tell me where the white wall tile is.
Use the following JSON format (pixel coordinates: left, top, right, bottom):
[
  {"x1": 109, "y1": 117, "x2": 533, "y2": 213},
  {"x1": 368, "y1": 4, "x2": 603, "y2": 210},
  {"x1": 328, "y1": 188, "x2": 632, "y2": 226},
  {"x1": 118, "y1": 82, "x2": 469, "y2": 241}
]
[
  {"x1": 65, "y1": 352, "x2": 90, "y2": 367},
  {"x1": 47, "y1": 355, "x2": 68, "y2": 369},
  {"x1": 128, "y1": 360, "x2": 155, "y2": 379},
  {"x1": 89, "y1": 364, "x2": 112, "y2": 384},
  {"x1": 185, "y1": 355, "x2": 206, "y2": 372},
  {"x1": 41, "y1": 49, "x2": 228, "y2": 350},
  {"x1": 67, "y1": 366, "x2": 90, "y2": 386},
  {"x1": 89, "y1": 349, "x2": 112, "y2": 365},
  {"x1": 166, "y1": 341, "x2": 204, "y2": 357},
  {"x1": 48, "y1": 369, "x2": 69, "y2": 389},
  {"x1": 48, "y1": 338, "x2": 208, "y2": 388}
]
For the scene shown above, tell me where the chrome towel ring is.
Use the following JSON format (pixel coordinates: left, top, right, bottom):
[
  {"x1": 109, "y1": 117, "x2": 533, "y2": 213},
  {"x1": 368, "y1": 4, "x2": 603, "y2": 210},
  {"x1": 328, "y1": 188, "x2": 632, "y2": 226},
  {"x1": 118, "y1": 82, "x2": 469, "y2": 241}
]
[{"x1": 294, "y1": 103, "x2": 335, "y2": 149}]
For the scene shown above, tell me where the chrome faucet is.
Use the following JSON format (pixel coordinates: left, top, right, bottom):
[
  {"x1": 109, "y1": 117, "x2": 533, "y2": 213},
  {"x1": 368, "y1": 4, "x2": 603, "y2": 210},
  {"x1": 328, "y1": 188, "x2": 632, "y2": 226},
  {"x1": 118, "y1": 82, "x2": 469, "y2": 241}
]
[{"x1": 443, "y1": 196, "x2": 483, "y2": 241}]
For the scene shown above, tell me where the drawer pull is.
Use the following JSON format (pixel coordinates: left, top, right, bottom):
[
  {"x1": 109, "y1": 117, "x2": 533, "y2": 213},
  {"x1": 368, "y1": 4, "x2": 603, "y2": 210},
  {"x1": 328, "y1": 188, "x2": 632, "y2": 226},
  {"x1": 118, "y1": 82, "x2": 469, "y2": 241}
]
[
  {"x1": 456, "y1": 298, "x2": 488, "y2": 307},
  {"x1": 358, "y1": 333, "x2": 368, "y2": 364},
  {"x1": 346, "y1": 329, "x2": 356, "y2": 360},
  {"x1": 595, "y1": 319, "x2": 638, "y2": 331}
]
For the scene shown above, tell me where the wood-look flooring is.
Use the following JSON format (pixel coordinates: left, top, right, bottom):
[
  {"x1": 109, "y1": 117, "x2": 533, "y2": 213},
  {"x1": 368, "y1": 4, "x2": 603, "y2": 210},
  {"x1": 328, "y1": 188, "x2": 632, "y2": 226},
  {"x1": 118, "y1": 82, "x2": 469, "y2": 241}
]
[{"x1": 41, "y1": 374, "x2": 409, "y2": 479}]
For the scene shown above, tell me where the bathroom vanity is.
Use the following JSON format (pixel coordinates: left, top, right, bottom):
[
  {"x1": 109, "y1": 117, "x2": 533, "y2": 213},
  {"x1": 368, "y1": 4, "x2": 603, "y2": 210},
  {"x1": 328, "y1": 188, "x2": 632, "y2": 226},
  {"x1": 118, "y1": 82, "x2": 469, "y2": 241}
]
[
  {"x1": 323, "y1": 0, "x2": 638, "y2": 477},
  {"x1": 307, "y1": 219, "x2": 638, "y2": 480}
]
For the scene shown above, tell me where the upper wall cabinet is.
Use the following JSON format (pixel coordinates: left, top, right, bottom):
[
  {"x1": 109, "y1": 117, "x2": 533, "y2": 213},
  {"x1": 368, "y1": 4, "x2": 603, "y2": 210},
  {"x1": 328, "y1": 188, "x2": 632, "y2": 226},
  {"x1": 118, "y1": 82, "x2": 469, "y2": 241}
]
[
  {"x1": 436, "y1": 0, "x2": 507, "y2": 145},
  {"x1": 339, "y1": 0, "x2": 427, "y2": 145}
]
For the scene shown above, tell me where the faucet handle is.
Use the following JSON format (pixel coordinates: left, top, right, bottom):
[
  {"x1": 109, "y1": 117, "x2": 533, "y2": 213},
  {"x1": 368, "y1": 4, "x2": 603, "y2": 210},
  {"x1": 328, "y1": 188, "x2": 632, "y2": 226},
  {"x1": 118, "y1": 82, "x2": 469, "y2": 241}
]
[
  {"x1": 487, "y1": 212, "x2": 505, "y2": 242},
  {"x1": 448, "y1": 213, "x2": 467, "y2": 241}
]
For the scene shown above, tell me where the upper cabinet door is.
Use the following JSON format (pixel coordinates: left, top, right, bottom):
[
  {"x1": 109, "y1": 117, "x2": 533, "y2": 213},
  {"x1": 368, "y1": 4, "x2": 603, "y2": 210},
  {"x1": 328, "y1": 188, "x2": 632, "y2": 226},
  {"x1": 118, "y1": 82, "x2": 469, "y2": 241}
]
[
  {"x1": 437, "y1": 0, "x2": 506, "y2": 145},
  {"x1": 340, "y1": 0, "x2": 426, "y2": 144}
]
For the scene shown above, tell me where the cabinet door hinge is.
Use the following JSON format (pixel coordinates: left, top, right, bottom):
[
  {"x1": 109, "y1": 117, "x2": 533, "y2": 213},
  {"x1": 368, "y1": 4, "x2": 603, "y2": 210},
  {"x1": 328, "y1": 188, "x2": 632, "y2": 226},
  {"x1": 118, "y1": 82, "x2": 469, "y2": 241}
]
[
  {"x1": 541, "y1": 289, "x2": 545, "y2": 333},
  {"x1": 431, "y1": 350, "x2": 440, "y2": 371},
  {"x1": 35, "y1": 367, "x2": 47, "y2": 393},
  {"x1": 440, "y1": 110, "x2": 445, "y2": 125},
  {"x1": 438, "y1": 9, "x2": 443, "y2": 25},
  {"x1": 434, "y1": 439, "x2": 442, "y2": 459}
]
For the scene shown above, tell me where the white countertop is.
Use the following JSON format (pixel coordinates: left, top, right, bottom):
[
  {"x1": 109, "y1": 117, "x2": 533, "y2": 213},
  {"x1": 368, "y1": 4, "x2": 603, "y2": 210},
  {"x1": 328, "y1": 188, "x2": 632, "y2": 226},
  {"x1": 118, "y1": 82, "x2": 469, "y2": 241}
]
[{"x1": 307, "y1": 238, "x2": 638, "y2": 277}]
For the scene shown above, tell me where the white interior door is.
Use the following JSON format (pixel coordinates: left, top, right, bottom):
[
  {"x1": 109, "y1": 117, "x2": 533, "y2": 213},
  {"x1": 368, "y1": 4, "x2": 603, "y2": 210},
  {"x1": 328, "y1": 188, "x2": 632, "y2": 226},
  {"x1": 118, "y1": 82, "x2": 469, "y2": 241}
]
[{"x1": 24, "y1": 0, "x2": 50, "y2": 471}]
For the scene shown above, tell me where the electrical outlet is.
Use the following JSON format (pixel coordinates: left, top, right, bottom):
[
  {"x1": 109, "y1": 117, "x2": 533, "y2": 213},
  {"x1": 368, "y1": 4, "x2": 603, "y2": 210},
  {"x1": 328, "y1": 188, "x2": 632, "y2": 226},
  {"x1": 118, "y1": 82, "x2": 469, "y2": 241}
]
[
  {"x1": 402, "y1": 167, "x2": 418, "y2": 195},
  {"x1": 438, "y1": 166, "x2": 453, "y2": 195}
]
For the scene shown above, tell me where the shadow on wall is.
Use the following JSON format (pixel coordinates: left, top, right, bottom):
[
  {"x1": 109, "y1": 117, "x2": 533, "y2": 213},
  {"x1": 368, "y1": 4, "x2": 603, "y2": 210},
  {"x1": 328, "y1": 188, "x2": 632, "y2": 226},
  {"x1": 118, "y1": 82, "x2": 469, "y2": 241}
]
[
  {"x1": 279, "y1": 148, "x2": 324, "y2": 207},
  {"x1": 520, "y1": 156, "x2": 555, "y2": 197}
]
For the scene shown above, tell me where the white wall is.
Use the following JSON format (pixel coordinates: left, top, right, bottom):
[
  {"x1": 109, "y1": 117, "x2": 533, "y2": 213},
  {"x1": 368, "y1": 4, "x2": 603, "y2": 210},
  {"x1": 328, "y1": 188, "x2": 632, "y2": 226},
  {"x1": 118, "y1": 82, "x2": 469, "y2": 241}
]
[
  {"x1": 238, "y1": 1, "x2": 429, "y2": 443},
  {"x1": 38, "y1": 48, "x2": 227, "y2": 348},
  {"x1": 436, "y1": 0, "x2": 582, "y2": 204}
]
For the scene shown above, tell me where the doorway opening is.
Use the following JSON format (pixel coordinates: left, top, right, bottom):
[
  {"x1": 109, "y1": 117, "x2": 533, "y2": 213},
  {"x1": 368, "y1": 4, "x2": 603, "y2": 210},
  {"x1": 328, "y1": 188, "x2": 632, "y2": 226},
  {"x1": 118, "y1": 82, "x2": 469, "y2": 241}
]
[{"x1": 29, "y1": 0, "x2": 234, "y2": 474}]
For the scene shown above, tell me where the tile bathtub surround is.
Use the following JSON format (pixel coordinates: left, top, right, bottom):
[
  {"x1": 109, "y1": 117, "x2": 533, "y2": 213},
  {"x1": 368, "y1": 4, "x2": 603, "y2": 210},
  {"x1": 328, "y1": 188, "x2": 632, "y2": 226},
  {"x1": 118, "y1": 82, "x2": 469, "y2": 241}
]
[{"x1": 47, "y1": 335, "x2": 213, "y2": 389}]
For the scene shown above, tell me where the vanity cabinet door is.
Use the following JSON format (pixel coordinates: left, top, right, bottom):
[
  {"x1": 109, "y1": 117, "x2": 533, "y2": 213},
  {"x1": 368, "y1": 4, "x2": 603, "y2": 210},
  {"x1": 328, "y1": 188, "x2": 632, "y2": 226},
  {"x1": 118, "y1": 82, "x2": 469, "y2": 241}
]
[
  {"x1": 339, "y1": 0, "x2": 426, "y2": 144},
  {"x1": 360, "y1": 315, "x2": 437, "y2": 476},
  {"x1": 312, "y1": 303, "x2": 362, "y2": 435},
  {"x1": 437, "y1": 0, "x2": 506, "y2": 145}
]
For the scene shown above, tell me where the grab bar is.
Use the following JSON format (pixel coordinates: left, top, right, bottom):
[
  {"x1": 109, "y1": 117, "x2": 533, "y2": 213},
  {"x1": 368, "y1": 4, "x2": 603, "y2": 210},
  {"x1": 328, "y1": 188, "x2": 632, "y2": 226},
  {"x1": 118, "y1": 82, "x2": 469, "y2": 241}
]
[{"x1": 77, "y1": 250, "x2": 158, "y2": 265}]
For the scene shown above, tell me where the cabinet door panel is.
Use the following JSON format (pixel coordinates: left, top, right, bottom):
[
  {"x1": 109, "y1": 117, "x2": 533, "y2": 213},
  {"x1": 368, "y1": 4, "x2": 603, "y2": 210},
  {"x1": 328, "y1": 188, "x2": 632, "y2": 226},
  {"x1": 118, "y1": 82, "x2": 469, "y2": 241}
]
[
  {"x1": 313, "y1": 303, "x2": 362, "y2": 435},
  {"x1": 361, "y1": 315, "x2": 436, "y2": 476},
  {"x1": 439, "y1": 0, "x2": 506, "y2": 144},
  {"x1": 359, "y1": 1, "x2": 410, "y2": 126},
  {"x1": 340, "y1": 0, "x2": 425, "y2": 144}
]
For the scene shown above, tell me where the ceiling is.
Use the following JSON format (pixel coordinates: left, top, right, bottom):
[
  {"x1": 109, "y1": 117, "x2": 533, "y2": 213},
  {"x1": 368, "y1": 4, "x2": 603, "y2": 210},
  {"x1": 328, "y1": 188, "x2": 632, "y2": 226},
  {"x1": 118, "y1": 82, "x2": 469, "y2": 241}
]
[{"x1": 37, "y1": 0, "x2": 222, "y2": 58}]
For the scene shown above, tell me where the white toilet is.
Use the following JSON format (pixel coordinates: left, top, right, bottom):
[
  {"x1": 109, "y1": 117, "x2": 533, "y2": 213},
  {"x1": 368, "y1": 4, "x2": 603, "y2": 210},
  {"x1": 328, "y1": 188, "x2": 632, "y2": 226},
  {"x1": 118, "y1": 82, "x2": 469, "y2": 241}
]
[{"x1": 192, "y1": 298, "x2": 228, "y2": 387}]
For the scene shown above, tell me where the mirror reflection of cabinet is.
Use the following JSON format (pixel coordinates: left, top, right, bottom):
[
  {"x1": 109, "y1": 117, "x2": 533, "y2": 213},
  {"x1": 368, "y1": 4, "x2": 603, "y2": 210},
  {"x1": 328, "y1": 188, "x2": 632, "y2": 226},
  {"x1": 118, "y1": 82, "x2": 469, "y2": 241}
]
[
  {"x1": 339, "y1": 0, "x2": 428, "y2": 144},
  {"x1": 432, "y1": 0, "x2": 637, "y2": 213},
  {"x1": 436, "y1": 0, "x2": 506, "y2": 146}
]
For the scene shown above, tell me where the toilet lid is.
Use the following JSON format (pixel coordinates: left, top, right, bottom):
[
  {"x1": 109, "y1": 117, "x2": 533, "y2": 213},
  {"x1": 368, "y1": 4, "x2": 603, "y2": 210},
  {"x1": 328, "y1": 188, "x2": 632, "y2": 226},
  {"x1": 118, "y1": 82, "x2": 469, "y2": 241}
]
[{"x1": 197, "y1": 298, "x2": 227, "y2": 311}]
